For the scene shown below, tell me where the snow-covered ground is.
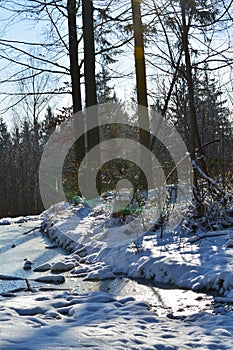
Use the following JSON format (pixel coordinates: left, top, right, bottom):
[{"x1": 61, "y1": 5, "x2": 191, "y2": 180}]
[
  {"x1": 43, "y1": 201, "x2": 233, "y2": 299},
  {"x1": 1, "y1": 203, "x2": 233, "y2": 349},
  {"x1": 1, "y1": 289, "x2": 233, "y2": 350}
]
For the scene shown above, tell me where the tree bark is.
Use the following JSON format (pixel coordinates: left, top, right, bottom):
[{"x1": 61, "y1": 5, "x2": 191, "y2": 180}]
[
  {"x1": 82, "y1": 0, "x2": 101, "y2": 193},
  {"x1": 180, "y1": 0, "x2": 207, "y2": 186},
  {"x1": 131, "y1": 0, "x2": 152, "y2": 190},
  {"x1": 67, "y1": 0, "x2": 82, "y2": 114},
  {"x1": 67, "y1": 0, "x2": 85, "y2": 195}
]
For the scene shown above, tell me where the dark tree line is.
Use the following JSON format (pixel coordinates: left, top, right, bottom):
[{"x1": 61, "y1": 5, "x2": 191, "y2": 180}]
[
  {"x1": 0, "y1": 108, "x2": 55, "y2": 218},
  {"x1": 168, "y1": 65, "x2": 233, "y2": 178}
]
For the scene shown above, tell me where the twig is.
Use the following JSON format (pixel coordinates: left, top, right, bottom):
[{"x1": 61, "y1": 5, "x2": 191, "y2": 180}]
[
  {"x1": 187, "y1": 231, "x2": 228, "y2": 243},
  {"x1": 25, "y1": 278, "x2": 36, "y2": 293},
  {"x1": 192, "y1": 160, "x2": 227, "y2": 195},
  {"x1": 196, "y1": 138, "x2": 220, "y2": 153},
  {"x1": 23, "y1": 226, "x2": 41, "y2": 235}
]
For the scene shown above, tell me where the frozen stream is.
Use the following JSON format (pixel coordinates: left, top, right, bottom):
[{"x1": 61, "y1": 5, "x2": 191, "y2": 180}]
[{"x1": 0, "y1": 220, "x2": 215, "y2": 317}]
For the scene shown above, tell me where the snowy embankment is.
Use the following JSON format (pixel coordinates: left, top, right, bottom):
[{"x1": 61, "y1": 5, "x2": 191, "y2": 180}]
[
  {"x1": 42, "y1": 201, "x2": 233, "y2": 299},
  {"x1": 1, "y1": 208, "x2": 233, "y2": 349}
]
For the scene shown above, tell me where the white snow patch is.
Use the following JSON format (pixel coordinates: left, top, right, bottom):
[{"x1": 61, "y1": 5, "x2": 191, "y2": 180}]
[
  {"x1": 33, "y1": 275, "x2": 65, "y2": 284},
  {"x1": 51, "y1": 261, "x2": 75, "y2": 273},
  {"x1": 34, "y1": 263, "x2": 52, "y2": 272}
]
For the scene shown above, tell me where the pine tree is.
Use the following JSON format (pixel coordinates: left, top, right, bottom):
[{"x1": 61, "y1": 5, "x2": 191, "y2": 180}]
[
  {"x1": 96, "y1": 63, "x2": 118, "y2": 104},
  {"x1": 0, "y1": 118, "x2": 11, "y2": 217},
  {"x1": 169, "y1": 66, "x2": 233, "y2": 177}
]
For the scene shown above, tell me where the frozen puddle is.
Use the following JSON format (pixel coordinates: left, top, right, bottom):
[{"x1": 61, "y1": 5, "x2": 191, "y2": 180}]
[
  {"x1": 63, "y1": 275, "x2": 214, "y2": 318},
  {"x1": 0, "y1": 220, "x2": 69, "y2": 295}
]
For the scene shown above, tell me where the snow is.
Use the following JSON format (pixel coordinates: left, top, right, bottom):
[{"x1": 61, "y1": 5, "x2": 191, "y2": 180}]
[
  {"x1": 0, "y1": 215, "x2": 41, "y2": 225},
  {"x1": 0, "y1": 219, "x2": 11, "y2": 225},
  {"x1": 50, "y1": 261, "x2": 75, "y2": 273},
  {"x1": 1, "y1": 206, "x2": 233, "y2": 349},
  {"x1": 34, "y1": 262, "x2": 51, "y2": 272},
  {"x1": 23, "y1": 260, "x2": 33, "y2": 270},
  {"x1": 42, "y1": 202, "x2": 233, "y2": 299},
  {"x1": 1, "y1": 290, "x2": 233, "y2": 349},
  {"x1": 33, "y1": 275, "x2": 66, "y2": 284}
]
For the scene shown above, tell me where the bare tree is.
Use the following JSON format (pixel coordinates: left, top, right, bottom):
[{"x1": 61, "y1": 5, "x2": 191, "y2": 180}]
[
  {"x1": 131, "y1": 0, "x2": 152, "y2": 189},
  {"x1": 144, "y1": 0, "x2": 233, "y2": 185}
]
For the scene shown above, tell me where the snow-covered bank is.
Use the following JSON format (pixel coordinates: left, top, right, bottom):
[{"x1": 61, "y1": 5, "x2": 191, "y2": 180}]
[{"x1": 42, "y1": 202, "x2": 233, "y2": 299}]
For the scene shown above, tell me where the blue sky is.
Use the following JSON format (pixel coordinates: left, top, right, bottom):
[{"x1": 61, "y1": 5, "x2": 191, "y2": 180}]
[{"x1": 0, "y1": 9, "x2": 134, "y2": 129}]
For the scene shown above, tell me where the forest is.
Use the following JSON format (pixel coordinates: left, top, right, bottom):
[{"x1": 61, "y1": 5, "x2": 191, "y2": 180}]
[{"x1": 0, "y1": 0, "x2": 232, "y2": 222}]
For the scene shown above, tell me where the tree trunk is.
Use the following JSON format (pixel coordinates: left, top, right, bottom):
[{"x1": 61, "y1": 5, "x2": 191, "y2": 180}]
[
  {"x1": 131, "y1": 0, "x2": 152, "y2": 190},
  {"x1": 180, "y1": 0, "x2": 207, "y2": 186},
  {"x1": 67, "y1": 0, "x2": 85, "y2": 195},
  {"x1": 82, "y1": 0, "x2": 101, "y2": 193},
  {"x1": 67, "y1": 0, "x2": 82, "y2": 114}
]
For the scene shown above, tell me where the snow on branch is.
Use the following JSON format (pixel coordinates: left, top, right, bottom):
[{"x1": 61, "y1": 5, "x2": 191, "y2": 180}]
[{"x1": 192, "y1": 160, "x2": 229, "y2": 196}]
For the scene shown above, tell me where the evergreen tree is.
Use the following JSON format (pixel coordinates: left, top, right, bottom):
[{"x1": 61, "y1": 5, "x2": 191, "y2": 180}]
[
  {"x1": 169, "y1": 66, "x2": 233, "y2": 177},
  {"x1": 96, "y1": 63, "x2": 118, "y2": 104},
  {"x1": 0, "y1": 118, "x2": 11, "y2": 217}
]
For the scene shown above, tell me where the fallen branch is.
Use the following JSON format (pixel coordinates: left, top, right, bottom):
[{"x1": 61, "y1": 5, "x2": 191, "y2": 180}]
[
  {"x1": 23, "y1": 226, "x2": 41, "y2": 235},
  {"x1": 0, "y1": 274, "x2": 65, "y2": 285},
  {"x1": 0, "y1": 274, "x2": 24, "y2": 280},
  {"x1": 1, "y1": 287, "x2": 25, "y2": 294},
  {"x1": 187, "y1": 231, "x2": 228, "y2": 243}
]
